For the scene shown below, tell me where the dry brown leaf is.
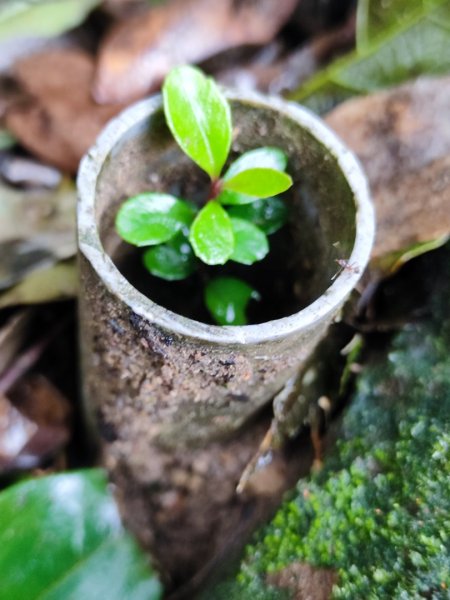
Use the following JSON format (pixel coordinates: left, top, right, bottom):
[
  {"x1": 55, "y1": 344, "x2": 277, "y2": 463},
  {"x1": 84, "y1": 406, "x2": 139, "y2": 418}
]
[
  {"x1": 325, "y1": 76, "x2": 450, "y2": 263},
  {"x1": 267, "y1": 563, "x2": 337, "y2": 600},
  {"x1": 93, "y1": 0, "x2": 298, "y2": 104},
  {"x1": 5, "y1": 49, "x2": 124, "y2": 173},
  {"x1": 0, "y1": 375, "x2": 71, "y2": 473}
]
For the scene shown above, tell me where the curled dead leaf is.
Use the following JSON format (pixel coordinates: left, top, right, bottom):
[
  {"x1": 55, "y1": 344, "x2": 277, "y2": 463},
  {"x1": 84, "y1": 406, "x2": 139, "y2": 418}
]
[
  {"x1": 93, "y1": 0, "x2": 298, "y2": 104},
  {"x1": 325, "y1": 76, "x2": 450, "y2": 265},
  {"x1": 5, "y1": 50, "x2": 124, "y2": 173}
]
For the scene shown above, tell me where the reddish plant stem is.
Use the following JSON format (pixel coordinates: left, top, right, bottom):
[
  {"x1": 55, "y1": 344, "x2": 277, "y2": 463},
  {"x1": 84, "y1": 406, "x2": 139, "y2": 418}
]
[{"x1": 207, "y1": 178, "x2": 222, "y2": 201}]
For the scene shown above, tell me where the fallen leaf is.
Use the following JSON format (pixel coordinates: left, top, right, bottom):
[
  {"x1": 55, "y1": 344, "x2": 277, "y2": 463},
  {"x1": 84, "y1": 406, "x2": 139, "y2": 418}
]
[
  {"x1": 0, "y1": 155, "x2": 62, "y2": 188},
  {"x1": 0, "y1": 179, "x2": 76, "y2": 289},
  {"x1": 292, "y1": 0, "x2": 450, "y2": 113},
  {"x1": 0, "y1": 310, "x2": 31, "y2": 375},
  {"x1": 267, "y1": 563, "x2": 337, "y2": 600},
  {"x1": 0, "y1": 393, "x2": 37, "y2": 470},
  {"x1": 325, "y1": 76, "x2": 450, "y2": 263},
  {"x1": 93, "y1": 0, "x2": 298, "y2": 104},
  {"x1": 0, "y1": 470, "x2": 163, "y2": 599},
  {"x1": 0, "y1": 261, "x2": 78, "y2": 308},
  {"x1": 0, "y1": 374, "x2": 71, "y2": 473},
  {"x1": 5, "y1": 49, "x2": 124, "y2": 173},
  {"x1": 0, "y1": 0, "x2": 101, "y2": 43}
]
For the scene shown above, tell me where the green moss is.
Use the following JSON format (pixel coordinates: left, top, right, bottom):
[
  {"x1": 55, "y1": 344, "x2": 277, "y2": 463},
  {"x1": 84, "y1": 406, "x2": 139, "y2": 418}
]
[{"x1": 214, "y1": 256, "x2": 450, "y2": 599}]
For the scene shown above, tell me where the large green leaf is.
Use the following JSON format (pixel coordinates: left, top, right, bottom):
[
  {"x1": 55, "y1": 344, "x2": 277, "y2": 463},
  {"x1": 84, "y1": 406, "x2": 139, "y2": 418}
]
[
  {"x1": 0, "y1": 470, "x2": 162, "y2": 600},
  {"x1": 227, "y1": 197, "x2": 288, "y2": 234},
  {"x1": 230, "y1": 218, "x2": 269, "y2": 265},
  {"x1": 356, "y1": 0, "x2": 418, "y2": 50},
  {"x1": 0, "y1": 0, "x2": 101, "y2": 42},
  {"x1": 205, "y1": 277, "x2": 260, "y2": 326},
  {"x1": 115, "y1": 193, "x2": 194, "y2": 247},
  {"x1": 292, "y1": 0, "x2": 450, "y2": 113},
  {"x1": 189, "y1": 201, "x2": 234, "y2": 265},
  {"x1": 143, "y1": 232, "x2": 196, "y2": 280},
  {"x1": 163, "y1": 66, "x2": 232, "y2": 179}
]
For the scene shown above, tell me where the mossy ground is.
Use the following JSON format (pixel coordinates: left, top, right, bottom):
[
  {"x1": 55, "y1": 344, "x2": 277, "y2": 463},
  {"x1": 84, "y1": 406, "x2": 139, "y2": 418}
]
[{"x1": 210, "y1": 251, "x2": 450, "y2": 599}]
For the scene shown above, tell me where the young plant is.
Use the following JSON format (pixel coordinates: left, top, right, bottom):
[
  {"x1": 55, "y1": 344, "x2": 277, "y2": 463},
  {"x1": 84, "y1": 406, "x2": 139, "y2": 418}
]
[{"x1": 115, "y1": 65, "x2": 292, "y2": 325}]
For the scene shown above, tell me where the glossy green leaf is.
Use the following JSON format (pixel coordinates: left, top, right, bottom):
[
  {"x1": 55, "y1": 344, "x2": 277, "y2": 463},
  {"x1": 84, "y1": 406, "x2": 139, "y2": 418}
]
[
  {"x1": 189, "y1": 201, "x2": 234, "y2": 265},
  {"x1": 292, "y1": 0, "x2": 450, "y2": 114},
  {"x1": 143, "y1": 233, "x2": 196, "y2": 280},
  {"x1": 216, "y1": 189, "x2": 259, "y2": 206},
  {"x1": 163, "y1": 65, "x2": 232, "y2": 179},
  {"x1": 224, "y1": 147, "x2": 288, "y2": 180},
  {"x1": 0, "y1": 0, "x2": 101, "y2": 42},
  {"x1": 227, "y1": 197, "x2": 288, "y2": 234},
  {"x1": 116, "y1": 193, "x2": 194, "y2": 247},
  {"x1": 205, "y1": 277, "x2": 260, "y2": 326},
  {"x1": 230, "y1": 218, "x2": 269, "y2": 265},
  {"x1": 0, "y1": 470, "x2": 162, "y2": 600},
  {"x1": 222, "y1": 168, "x2": 292, "y2": 198}
]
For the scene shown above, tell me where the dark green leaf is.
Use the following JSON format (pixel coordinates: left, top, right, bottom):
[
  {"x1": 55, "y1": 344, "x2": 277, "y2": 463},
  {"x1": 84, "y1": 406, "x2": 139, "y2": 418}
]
[
  {"x1": 356, "y1": 0, "x2": 416, "y2": 50},
  {"x1": 189, "y1": 201, "x2": 234, "y2": 265},
  {"x1": 292, "y1": 0, "x2": 450, "y2": 113},
  {"x1": 222, "y1": 168, "x2": 292, "y2": 198},
  {"x1": 163, "y1": 65, "x2": 232, "y2": 179},
  {"x1": 230, "y1": 218, "x2": 269, "y2": 265},
  {"x1": 0, "y1": 0, "x2": 101, "y2": 42},
  {"x1": 205, "y1": 277, "x2": 260, "y2": 326},
  {"x1": 0, "y1": 470, "x2": 162, "y2": 600},
  {"x1": 143, "y1": 233, "x2": 196, "y2": 280},
  {"x1": 115, "y1": 193, "x2": 194, "y2": 247},
  {"x1": 227, "y1": 197, "x2": 288, "y2": 234}
]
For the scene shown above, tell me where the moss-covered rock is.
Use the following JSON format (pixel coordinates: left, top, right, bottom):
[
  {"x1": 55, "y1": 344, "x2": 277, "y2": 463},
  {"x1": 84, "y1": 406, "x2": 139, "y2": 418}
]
[{"x1": 213, "y1": 256, "x2": 450, "y2": 599}]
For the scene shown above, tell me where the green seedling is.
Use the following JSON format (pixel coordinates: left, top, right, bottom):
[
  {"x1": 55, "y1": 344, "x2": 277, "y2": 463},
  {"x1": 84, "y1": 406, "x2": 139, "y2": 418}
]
[{"x1": 115, "y1": 65, "x2": 293, "y2": 325}]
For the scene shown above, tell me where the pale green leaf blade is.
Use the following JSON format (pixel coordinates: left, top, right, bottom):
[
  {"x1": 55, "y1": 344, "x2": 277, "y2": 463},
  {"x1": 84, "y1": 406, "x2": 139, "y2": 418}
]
[
  {"x1": 0, "y1": 470, "x2": 162, "y2": 600},
  {"x1": 0, "y1": 0, "x2": 101, "y2": 42},
  {"x1": 227, "y1": 197, "x2": 288, "y2": 234},
  {"x1": 115, "y1": 193, "x2": 195, "y2": 247},
  {"x1": 223, "y1": 168, "x2": 292, "y2": 198},
  {"x1": 0, "y1": 129, "x2": 15, "y2": 150},
  {"x1": 0, "y1": 261, "x2": 78, "y2": 309},
  {"x1": 223, "y1": 147, "x2": 288, "y2": 181},
  {"x1": 163, "y1": 66, "x2": 232, "y2": 179},
  {"x1": 143, "y1": 233, "x2": 196, "y2": 280},
  {"x1": 230, "y1": 218, "x2": 269, "y2": 265},
  {"x1": 189, "y1": 202, "x2": 234, "y2": 265},
  {"x1": 205, "y1": 277, "x2": 260, "y2": 326}
]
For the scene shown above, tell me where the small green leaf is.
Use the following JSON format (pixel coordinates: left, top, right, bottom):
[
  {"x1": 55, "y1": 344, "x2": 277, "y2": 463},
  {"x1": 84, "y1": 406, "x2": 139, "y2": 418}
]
[
  {"x1": 205, "y1": 277, "x2": 260, "y2": 326},
  {"x1": 163, "y1": 65, "x2": 232, "y2": 179},
  {"x1": 115, "y1": 193, "x2": 194, "y2": 247},
  {"x1": 189, "y1": 201, "x2": 234, "y2": 265},
  {"x1": 222, "y1": 168, "x2": 292, "y2": 198},
  {"x1": 216, "y1": 189, "x2": 259, "y2": 206},
  {"x1": 230, "y1": 218, "x2": 269, "y2": 265},
  {"x1": 0, "y1": 470, "x2": 162, "y2": 600},
  {"x1": 223, "y1": 147, "x2": 288, "y2": 180},
  {"x1": 227, "y1": 197, "x2": 288, "y2": 234},
  {"x1": 143, "y1": 233, "x2": 196, "y2": 280}
]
